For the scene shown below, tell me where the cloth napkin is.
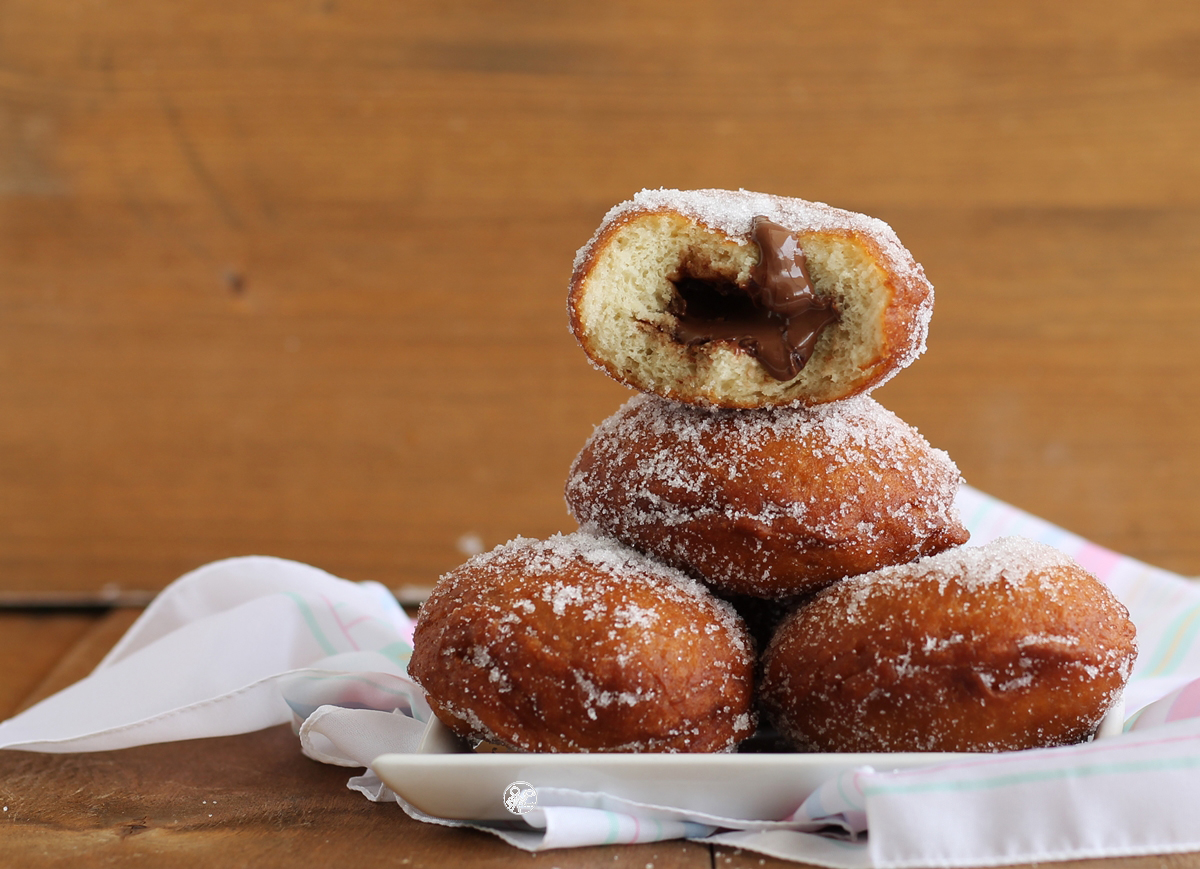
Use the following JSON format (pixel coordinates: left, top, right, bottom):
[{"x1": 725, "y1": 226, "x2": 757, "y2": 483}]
[
  {"x1": 0, "y1": 556, "x2": 428, "y2": 753},
  {"x1": 4, "y1": 485, "x2": 1200, "y2": 867}
]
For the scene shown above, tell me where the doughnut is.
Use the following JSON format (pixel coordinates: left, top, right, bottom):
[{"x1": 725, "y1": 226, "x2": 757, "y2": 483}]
[
  {"x1": 565, "y1": 393, "x2": 969, "y2": 599},
  {"x1": 760, "y1": 537, "x2": 1138, "y2": 753},
  {"x1": 568, "y1": 188, "x2": 935, "y2": 408},
  {"x1": 408, "y1": 531, "x2": 757, "y2": 753}
]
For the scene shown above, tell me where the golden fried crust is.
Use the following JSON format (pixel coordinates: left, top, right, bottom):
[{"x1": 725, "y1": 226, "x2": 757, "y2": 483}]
[
  {"x1": 568, "y1": 189, "x2": 935, "y2": 408},
  {"x1": 408, "y1": 532, "x2": 757, "y2": 753},
  {"x1": 565, "y1": 394, "x2": 969, "y2": 600},
  {"x1": 760, "y1": 538, "x2": 1138, "y2": 753}
]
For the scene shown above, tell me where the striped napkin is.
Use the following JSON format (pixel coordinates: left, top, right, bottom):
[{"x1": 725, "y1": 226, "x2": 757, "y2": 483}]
[
  {"x1": 2, "y1": 485, "x2": 1200, "y2": 866},
  {"x1": 0, "y1": 556, "x2": 425, "y2": 753},
  {"x1": 307, "y1": 484, "x2": 1200, "y2": 866}
]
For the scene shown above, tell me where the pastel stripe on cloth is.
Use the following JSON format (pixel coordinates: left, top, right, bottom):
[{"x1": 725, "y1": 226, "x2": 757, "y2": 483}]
[
  {"x1": 96, "y1": 556, "x2": 413, "y2": 668},
  {"x1": 4, "y1": 490, "x2": 1200, "y2": 868},
  {"x1": 787, "y1": 768, "x2": 870, "y2": 838},
  {"x1": 0, "y1": 556, "x2": 420, "y2": 753},
  {"x1": 391, "y1": 786, "x2": 857, "y2": 855},
  {"x1": 354, "y1": 720, "x2": 1200, "y2": 868},
  {"x1": 392, "y1": 801, "x2": 717, "y2": 853},
  {"x1": 1126, "y1": 677, "x2": 1200, "y2": 731},
  {"x1": 334, "y1": 758, "x2": 877, "y2": 857},
  {"x1": 522, "y1": 805, "x2": 715, "y2": 850},
  {"x1": 858, "y1": 717, "x2": 1200, "y2": 868}
]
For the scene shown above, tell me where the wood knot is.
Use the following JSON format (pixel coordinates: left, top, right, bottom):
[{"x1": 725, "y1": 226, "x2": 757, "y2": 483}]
[{"x1": 224, "y1": 269, "x2": 247, "y2": 297}]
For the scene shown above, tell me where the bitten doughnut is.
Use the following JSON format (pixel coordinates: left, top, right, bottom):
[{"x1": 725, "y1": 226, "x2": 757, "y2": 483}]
[
  {"x1": 568, "y1": 188, "x2": 935, "y2": 408},
  {"x1": 565, "y1": 393, "x2": 969, "y2": 599},
  {"x1": 760, "y1": 537, "x2": 1138, "y2": 753},
  {"x1": 408, "y1": 531, "x2": 757, "y2": 753}
]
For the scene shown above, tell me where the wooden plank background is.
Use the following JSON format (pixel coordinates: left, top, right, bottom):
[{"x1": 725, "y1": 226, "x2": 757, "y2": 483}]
[{"x1": 3, "y1": 0, "x2": 1200, "y2": 594}]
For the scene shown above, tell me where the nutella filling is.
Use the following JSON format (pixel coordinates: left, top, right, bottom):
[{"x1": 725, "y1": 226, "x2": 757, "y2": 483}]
[{"x1": 671, "y1": 217, "x2": 838, "y2": 381}]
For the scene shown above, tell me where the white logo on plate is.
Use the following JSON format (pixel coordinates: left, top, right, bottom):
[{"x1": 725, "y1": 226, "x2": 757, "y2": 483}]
[{"x1": 503, "y1": 780, "x2": 538, "y2": 815}]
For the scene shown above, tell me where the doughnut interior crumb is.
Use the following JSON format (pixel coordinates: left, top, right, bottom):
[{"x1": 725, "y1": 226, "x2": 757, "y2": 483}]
[{"x1": 569, "y1": 188, "x2": 934, "y2": 407}]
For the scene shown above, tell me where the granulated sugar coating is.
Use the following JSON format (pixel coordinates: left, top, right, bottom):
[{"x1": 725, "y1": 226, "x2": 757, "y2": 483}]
[
  {"x1": 575, "y1": 188, "x2": 923, "y2": 281},
  {"x1": 568, "y1": 188, "x2": 936, "y2": 407},
  {"x1": 566, "y1": 393, "x2": 969, "y2": 599},
  {"x1": 408, "y1": 530, "x2": 757, "y2": 753},
  {"x1": 760, "y1": 536, "x2": 1138, "y2": 753}
]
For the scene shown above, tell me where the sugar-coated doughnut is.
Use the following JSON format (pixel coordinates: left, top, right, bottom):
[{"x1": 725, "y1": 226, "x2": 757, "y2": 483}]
[
  {"x1": 760, "y1": 537, "x2": 1138, "y2": 753},
  {"x1": 408, "y1": 531, "x2": 757, "y2": 753},
  {"x1": 568, "y1": 188, "x2": 934, "y2": 408},
  {"x1": 565, "y1": 393, "x2": 968, "y2": 599}
]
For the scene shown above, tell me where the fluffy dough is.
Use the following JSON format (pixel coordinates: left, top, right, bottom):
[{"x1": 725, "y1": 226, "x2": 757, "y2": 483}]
[
  {"x1": 568, "y1": 188, "x2": 935, "y2": 408},
  {"x1": 565, "y1": 393, "x2": 969, "y2": 599},
  {"x1": 408, "y1": 531, "x2": 757, "y2": 753},
  {"x1": 760, "y1": 537, "x2": 1138, "y2": 753}
]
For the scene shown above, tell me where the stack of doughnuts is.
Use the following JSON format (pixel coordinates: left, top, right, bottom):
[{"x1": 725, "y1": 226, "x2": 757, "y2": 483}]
[{"x1": 409, "y1": 188, "x2": 1137, "y2": 754}]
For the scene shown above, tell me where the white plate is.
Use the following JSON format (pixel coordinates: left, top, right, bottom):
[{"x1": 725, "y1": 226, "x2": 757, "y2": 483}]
[
  {"x1": 372, "y1": 700, "x2": 1124, "y2": 823},
  {"x1": 375, "y1": 739, "x2": 964, "y2": 821}
]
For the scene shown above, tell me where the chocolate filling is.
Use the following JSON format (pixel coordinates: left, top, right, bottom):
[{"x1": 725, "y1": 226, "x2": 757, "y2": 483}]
[{"x1": 670, "y1": 217, "x2": 839, "y2": 381}]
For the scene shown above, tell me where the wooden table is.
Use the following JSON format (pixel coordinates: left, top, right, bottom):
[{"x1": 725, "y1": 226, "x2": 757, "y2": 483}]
[{"x1": 4, "y1": 0, "x2": 1200, "y2": 865}]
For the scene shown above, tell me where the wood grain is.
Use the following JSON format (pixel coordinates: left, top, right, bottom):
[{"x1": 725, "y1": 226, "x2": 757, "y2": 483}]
[
  {"x1": 3, "y1": 3, "x2": 1200, "y2": 863},
  {"x1": 0, "y1": 724, "x2": 712, "y2": 869},
  {"x1": 0, "y1": 607, "x2": 712, "y2": 868},
  {"x1": 3, "y1": 1, "x2": 1200, "y2": 595},
  {"x1": 5, "y1": 608, "x2": 1195, "y2": 869},
  {"x1": 0, "y1": 613, "x2": 97, "y2": 718}
]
